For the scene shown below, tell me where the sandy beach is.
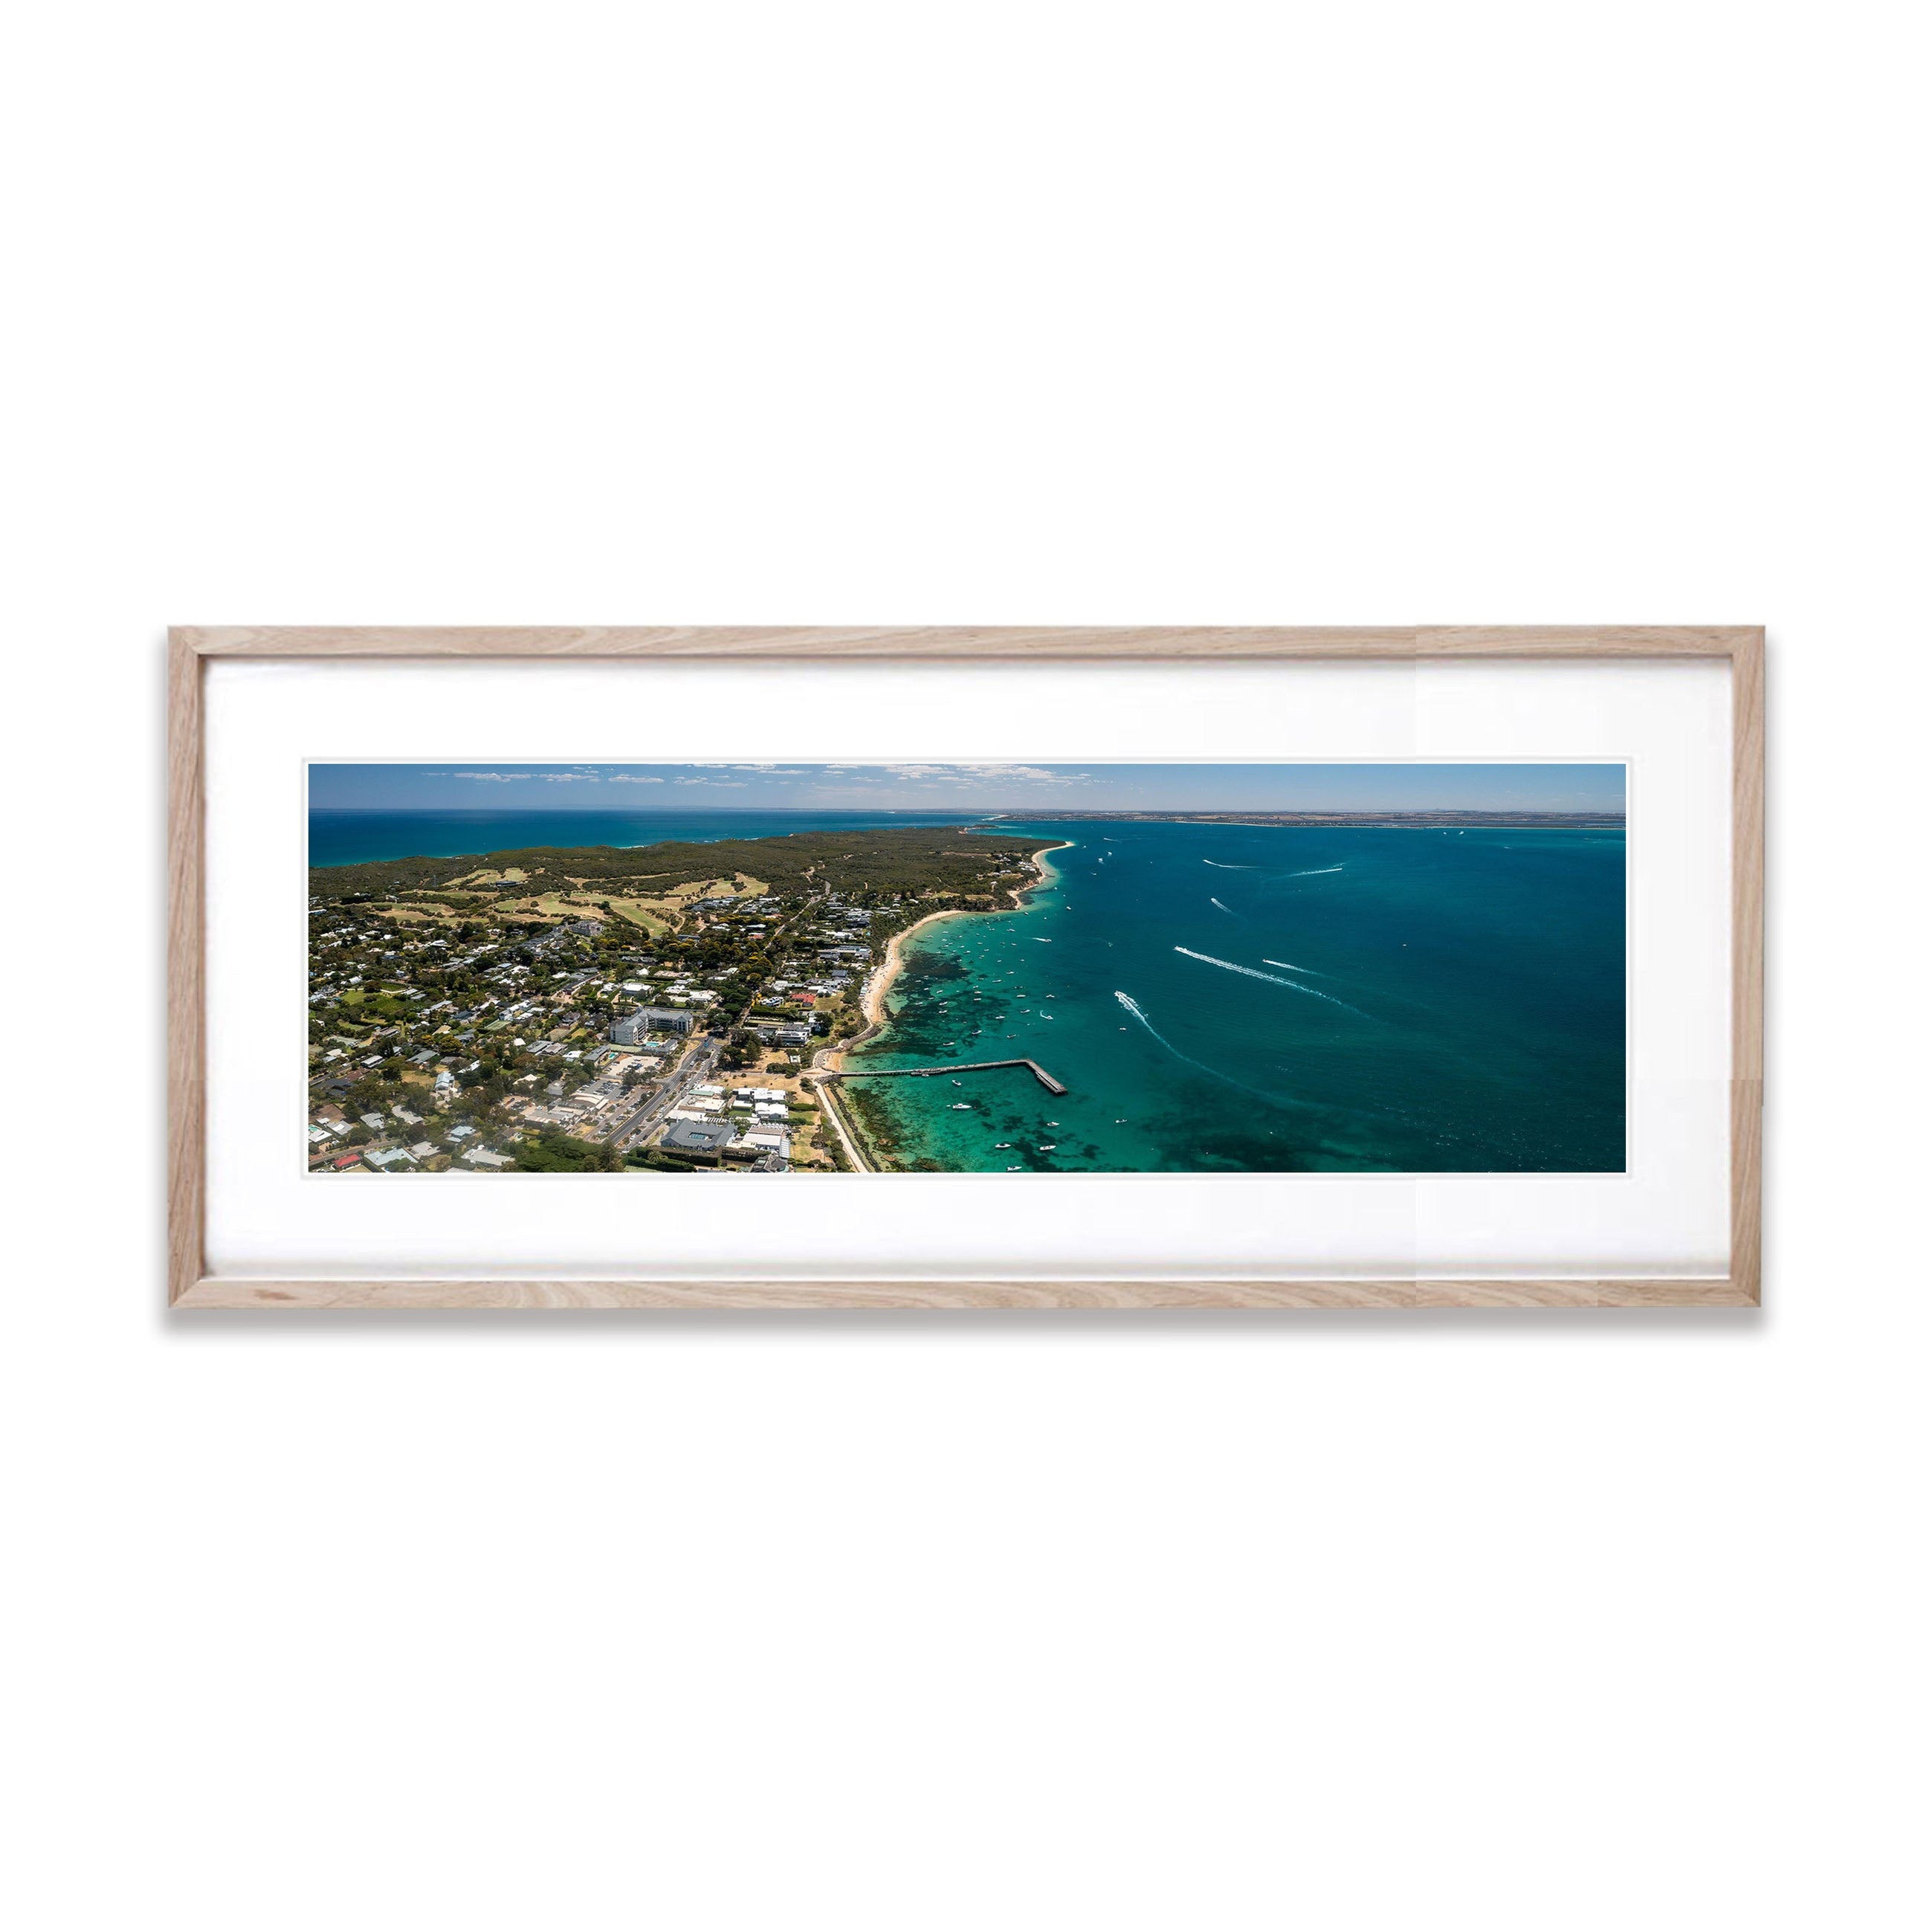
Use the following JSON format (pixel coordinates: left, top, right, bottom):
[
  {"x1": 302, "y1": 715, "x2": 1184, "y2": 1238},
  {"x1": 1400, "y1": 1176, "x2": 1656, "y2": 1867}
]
[{"x1": 823, "y1": 841, "x2": 1071, "y2": 1074}]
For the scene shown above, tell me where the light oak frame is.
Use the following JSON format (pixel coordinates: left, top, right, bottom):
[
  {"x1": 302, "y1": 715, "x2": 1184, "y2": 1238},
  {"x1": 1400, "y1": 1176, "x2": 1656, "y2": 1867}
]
[{"x1": 168, "y1": 626, "x2": 1764, "y2": 1311}]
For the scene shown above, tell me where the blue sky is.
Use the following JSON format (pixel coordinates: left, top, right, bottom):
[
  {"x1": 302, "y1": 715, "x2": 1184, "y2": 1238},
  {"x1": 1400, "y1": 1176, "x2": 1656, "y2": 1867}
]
[{"x1": 309, "y1": 762, "x2": 1626, "y2": 812}]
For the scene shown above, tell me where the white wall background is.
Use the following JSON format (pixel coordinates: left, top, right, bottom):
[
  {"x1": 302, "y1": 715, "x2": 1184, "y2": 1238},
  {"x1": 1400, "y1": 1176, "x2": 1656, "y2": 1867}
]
[{"x1": 1, "y1": 4, "x2": 1926, "y2": 1928}]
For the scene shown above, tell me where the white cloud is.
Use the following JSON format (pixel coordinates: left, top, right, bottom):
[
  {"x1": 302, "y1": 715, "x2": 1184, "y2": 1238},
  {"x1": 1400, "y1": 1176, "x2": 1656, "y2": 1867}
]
[
  {"x1": 445, "y1": 760, "x2": 1094, "y2": 792},
  {"x1": 873, "y1": 763, "x2": 1093, "y2": 786},
  {"x1": 959, "y1": 763, "x2": 1093, "y2": 785}
]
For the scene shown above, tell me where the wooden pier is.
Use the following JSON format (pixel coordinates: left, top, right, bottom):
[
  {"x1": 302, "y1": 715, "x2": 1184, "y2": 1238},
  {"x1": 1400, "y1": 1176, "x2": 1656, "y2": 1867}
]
[{"x1": 814, "y1": 1058, "x2": 1067, "y2": 1096}]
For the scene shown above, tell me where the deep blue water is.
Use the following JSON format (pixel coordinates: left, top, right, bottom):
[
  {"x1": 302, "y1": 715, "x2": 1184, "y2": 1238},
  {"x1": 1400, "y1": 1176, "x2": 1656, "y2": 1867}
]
[
  {"x1": 308, "y1": 808, "x2": 985, "y2": 868},
  {"x1": 309, "y1": 806, "x2": 1626, "y2": 1174},
  {"x1": 850, "y1": 819, "x2": 1627, "y2": 1174}
]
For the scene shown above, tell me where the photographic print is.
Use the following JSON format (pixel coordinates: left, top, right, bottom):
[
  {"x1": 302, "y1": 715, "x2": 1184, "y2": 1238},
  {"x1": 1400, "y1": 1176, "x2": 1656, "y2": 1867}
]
[{"x1": 307, "y1": 760, "x2": 1627, "y2": 1177}]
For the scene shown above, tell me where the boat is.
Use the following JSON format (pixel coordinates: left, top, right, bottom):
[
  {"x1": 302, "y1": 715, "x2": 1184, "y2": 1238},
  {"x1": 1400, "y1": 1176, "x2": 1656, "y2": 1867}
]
[
  {"x1": 993, "y1": 1143, "x2": 1011, "y2": 1149},
  {"x1": 950, "y1": 1103, "x2": 971, "y2": 1110},
  {"x1": 1039, "y1": 1144, "x2": 1056, "y2": 1151}
]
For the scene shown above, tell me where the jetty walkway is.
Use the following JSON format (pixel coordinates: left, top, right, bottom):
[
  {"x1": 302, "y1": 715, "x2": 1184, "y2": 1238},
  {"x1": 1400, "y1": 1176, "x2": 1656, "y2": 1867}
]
[{"x1": 812, "y1": 1058, "x2": 1067, "y2": 1096}]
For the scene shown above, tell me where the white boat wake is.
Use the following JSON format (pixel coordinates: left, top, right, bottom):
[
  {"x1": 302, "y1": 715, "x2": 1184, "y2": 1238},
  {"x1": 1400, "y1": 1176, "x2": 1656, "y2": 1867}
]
[
  {"x1": 1174, "y1": 947, "x2": 1367, "y2": 1016},
  {"x1": 1286, "y1": 865, "x2": 1344, "y2": 877},
  {"x1": 1114, "y1": 992, "x2": 1303, "y2": 1108}
]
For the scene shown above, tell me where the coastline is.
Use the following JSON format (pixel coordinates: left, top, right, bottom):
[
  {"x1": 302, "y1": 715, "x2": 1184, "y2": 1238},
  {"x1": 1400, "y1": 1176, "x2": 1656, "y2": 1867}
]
[
  {"x1": 811, "y1": 844, "x2": 1071, "y2": 1177},
  {"x1": 827, "y1": 839, "x2": 1070, "y2": 1073}
]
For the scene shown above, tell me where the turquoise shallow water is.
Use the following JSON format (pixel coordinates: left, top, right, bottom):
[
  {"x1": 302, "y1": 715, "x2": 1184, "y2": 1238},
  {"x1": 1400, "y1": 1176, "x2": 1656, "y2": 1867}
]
[{"x1": 848, "y1": 820, "x2": 1626, "y2": 1173}]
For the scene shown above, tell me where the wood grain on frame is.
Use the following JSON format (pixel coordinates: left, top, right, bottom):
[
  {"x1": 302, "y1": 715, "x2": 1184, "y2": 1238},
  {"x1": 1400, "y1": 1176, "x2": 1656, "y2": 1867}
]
[
  {"x1": 1730, "y1": 630, "x2": 1765, "y2": 1303},
  {"x1": 167, "y1": 626, "x2": 1765, "y2": 1311},
  {"x1": 175, "y1": 624, "x2": 1756, "y2": 659},
  {"x1": 167, "y1": 633, "x2": 206, "y2": 1307},
  {"x1": 171, "y1": 1277, "x2": 1758, "y2": 1311}
]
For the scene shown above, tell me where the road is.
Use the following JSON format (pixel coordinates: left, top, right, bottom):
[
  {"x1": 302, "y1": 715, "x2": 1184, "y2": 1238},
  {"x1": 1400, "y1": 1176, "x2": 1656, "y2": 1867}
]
[
  {"x1": 601, "y1": 886, "x2": 851, "y2": 1160},
  {"x1": 810, "y1": 1073, "x2": 874, "y2": 1173},
  {"x1": 606, "y1": 1030, "x2": 725, "y2": 1151}
]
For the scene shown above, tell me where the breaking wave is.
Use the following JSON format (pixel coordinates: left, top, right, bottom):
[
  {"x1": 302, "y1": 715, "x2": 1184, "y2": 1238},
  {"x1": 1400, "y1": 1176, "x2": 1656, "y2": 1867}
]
[{"x1": 1174, "y1": 947, "x2": 1367, "y2": 1017}]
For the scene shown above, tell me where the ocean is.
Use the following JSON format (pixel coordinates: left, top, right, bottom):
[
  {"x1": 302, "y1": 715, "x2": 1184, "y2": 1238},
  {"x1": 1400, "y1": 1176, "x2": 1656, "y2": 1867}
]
[
  {"x1": 308, "y1": 806, "x2": 1626, "y2": 1175},
  {"x1": 847, "y1": 819, "x2": 1626, "y2": 1174},
  {"x1": 308, "y1": 807, "x2": 986, "y2": 868}
]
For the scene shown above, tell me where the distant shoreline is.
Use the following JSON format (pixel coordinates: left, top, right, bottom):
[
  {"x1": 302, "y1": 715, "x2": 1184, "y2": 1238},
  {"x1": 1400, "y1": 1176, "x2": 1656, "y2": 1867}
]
[
  {"x1": 982, "y1": 812, "x2": 1625, "y2": 830},
  {"x1": 306, "y1": 807, "x2": 983, "y2": 870},
  {"x1": 309, "y1": 807, "x2": 1623, "y2": 870}
]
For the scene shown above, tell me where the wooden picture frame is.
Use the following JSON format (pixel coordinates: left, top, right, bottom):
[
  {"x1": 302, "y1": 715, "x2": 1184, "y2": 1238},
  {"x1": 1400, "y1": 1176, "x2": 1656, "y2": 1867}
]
[{"x1": 168, "y1": 626, "x2": 1763, "y2": 1311}]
